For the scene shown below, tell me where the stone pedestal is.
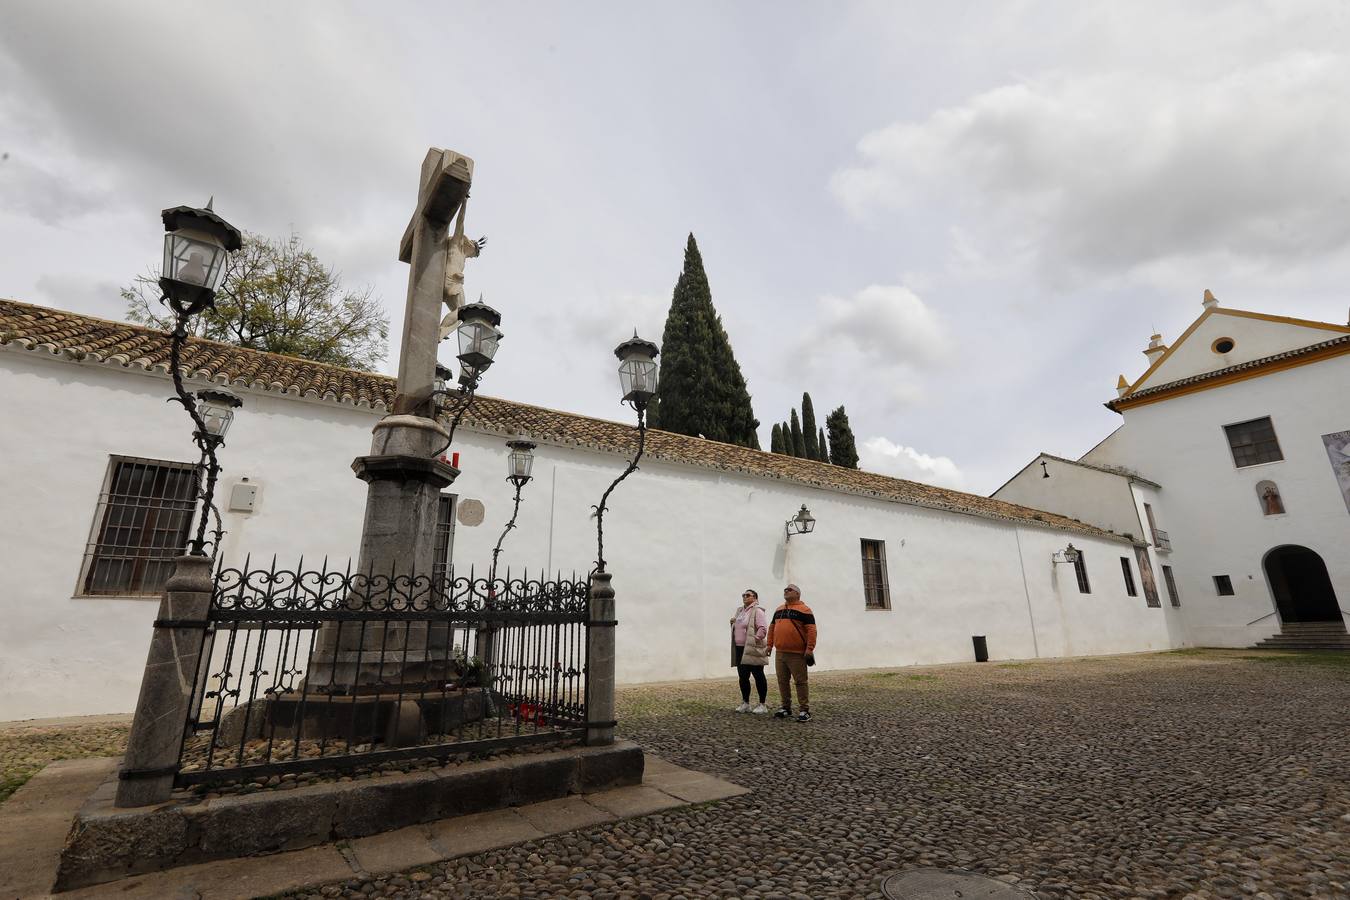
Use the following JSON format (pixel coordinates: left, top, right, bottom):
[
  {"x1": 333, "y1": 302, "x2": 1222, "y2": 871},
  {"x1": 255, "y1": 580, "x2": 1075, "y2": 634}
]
[
  {"x1": 115, "y1": 554, "x2": 215, "y2": 808},
  {"x1": 585, "y1": 571, "x2": 616, "y2": 746},
  {"x1": 309, "y1": 416, "x2": 459, "y2": 690}
]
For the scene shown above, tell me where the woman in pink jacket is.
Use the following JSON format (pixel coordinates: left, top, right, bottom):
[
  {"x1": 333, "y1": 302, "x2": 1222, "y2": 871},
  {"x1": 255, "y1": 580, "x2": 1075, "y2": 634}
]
[{"x1": 730, "y1": 588, "x2": 769, "y2": 713}]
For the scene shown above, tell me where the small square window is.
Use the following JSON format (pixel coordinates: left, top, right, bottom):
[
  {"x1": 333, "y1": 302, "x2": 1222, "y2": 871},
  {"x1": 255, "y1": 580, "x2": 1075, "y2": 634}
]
[
  {"x1": 78, "y1": 456, "x2": 200, "y2": 596},
  {"x1": 1214, "y1": 575, "x2": 1235, "y2": 596},
  {"x1": 1120, "y1": 557, "x2": 1137, "y2": 597},
  {"x1": 1224, "y1": 417, "x2": 1283, "y2": 468}
]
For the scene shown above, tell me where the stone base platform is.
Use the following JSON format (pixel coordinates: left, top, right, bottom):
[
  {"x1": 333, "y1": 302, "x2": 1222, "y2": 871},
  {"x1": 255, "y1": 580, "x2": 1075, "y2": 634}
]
[{"x1": 54, "y1": 740, "x2": 645, "y2": 893}]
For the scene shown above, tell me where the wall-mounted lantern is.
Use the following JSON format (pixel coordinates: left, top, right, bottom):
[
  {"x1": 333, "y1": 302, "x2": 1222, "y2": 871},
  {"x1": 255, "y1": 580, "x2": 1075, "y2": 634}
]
[
  {"x1": 1051, "y1": 543, "x2": 1081, "y2": 565},
  {"x1": 785, "y1": 504, "x2": 816, "y2": 541}
]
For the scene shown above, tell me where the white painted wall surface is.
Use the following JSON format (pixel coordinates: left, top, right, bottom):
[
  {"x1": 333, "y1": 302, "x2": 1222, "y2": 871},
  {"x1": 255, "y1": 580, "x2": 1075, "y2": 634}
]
[
  {"x1": 993, "y1": 455, "x2": 1147, "y2": 542},
  {"x1": 1086, "y1": 354, "x2": 1350, "y2": 646},
  {"x1": 0, "y1": 348, "x2": 1183, "y2": 721}
]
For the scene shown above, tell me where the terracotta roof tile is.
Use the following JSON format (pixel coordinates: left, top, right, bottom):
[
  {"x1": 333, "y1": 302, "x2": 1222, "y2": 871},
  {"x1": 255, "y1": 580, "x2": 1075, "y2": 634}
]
[{"x1": 0, "y1": 297, "x2": 1124, "y2": 541}]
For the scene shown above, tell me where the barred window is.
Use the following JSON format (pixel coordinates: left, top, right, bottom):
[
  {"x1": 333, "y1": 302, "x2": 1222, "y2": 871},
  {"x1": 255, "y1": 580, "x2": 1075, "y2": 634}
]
[
  {"x1": 432, "y1": 494, "x2": 457, "y2": 582},
  {"x1": 79, "y1": 457, "x2": 199, "y2": 596},
  {"x1": 860, "y1": 539, "x2": 891, "y2": 610},
  {"x1": 1073, "y1": 550, "x2": 1091, "y2": 594},
  {"x1": 1224, "y1": 417, "x2": 1283, "y2": 468},
  {"x1": 1162, "y1": 565, "x2": 1180, "y2": 608},
  {"x1": 1120, "y1": 557, "x2": 1137, "y2": 597}
]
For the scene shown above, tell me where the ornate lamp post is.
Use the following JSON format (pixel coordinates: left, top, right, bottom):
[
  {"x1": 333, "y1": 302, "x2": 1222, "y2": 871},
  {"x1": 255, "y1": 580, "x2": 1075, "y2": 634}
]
[
  {"x1": 435, "y1": 301, "x2": 504, "y2": 456},
  {"x1": 158, "y1": 201, "x2": 244, "y2": 555},
  {"x1": 784, "y1": 503, "x2": 816, "y2": 542},
  {"x1": 490, "y1": 438, "x2": 537, "y2": 582},
  {"x1": 593, "y1": 333, "x2": 659, "y2": 574}
]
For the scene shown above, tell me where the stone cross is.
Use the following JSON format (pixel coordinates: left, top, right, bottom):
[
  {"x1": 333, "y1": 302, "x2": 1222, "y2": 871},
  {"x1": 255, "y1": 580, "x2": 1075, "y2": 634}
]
[{"x1": 394, "y1": 148, "x2": 476, "y2": 416}]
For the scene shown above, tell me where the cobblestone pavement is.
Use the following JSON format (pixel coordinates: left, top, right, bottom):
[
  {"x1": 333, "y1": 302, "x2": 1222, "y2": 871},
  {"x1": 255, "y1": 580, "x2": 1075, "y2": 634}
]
[
  {"x1": 0, "y1": 716, "x2": 128, "y2": 804},
  {"x1": 282, "y1": 650, "x2": 1350, "y2": 900}
]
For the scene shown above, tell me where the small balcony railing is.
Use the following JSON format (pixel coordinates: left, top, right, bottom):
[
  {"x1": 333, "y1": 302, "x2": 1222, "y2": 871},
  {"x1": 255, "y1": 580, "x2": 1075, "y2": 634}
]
[{"x1": 1153, "y1": 529, "x2": 1171, "y2": 552}]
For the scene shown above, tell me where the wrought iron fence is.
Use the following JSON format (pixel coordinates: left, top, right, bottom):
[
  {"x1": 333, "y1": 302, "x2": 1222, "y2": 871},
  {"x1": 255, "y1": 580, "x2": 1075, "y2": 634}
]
[{"x1": 174, "y1": 558, "x2": 590, "y2": 788}]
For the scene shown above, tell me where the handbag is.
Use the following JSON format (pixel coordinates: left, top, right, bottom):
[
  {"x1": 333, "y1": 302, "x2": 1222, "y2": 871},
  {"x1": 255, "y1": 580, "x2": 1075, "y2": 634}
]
[{"x1": 790, "y1": 618, "x2": 816, "y2": 667}]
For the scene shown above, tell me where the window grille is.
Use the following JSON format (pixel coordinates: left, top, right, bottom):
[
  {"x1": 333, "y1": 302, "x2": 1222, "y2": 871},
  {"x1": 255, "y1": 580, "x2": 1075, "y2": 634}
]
[
  {"x1": 1213, "y1": 575, "x2": 1234, "y2": 596},
  {"x1": 860, "y1": 539, "x2": 891, "y2": 610},
  {"x1": 79, "y1": 456, "x2": 199, "y2": 596},
  {"x1": 1224, "y1": 417, "x2": 1283, "y2": 468},
  {"x1": 1120, "y1": 557, "x2": 1137, "y2": 597},
  {"x1": 1162, "y1": 565, "x2": 1180, "y2": 608},
  {"x1": 432, "y1": 494, "x2": 457, "y2": 582},
  {"x1": 1073, "y1": 549, "x2": 1091, "y2": 593}
]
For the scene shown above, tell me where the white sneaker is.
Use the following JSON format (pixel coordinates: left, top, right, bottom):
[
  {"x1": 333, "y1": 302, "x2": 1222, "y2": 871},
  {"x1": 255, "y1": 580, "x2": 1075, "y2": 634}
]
[
  {"x1": 734, "y1": 702, "x2": 750, "y2": 713},
  {"x1": 750, "y1": 704, "x2": 768, "y2": 714}
]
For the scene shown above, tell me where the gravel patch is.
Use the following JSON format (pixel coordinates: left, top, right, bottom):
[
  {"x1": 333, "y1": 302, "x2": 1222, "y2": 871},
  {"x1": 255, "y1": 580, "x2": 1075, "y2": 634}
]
[
  {"x1": 277, "y1": 650, "x2": 1350, "y2": 899},
  {"x1": 0, "y1": 718, "x2": 129, "y2": 804}
]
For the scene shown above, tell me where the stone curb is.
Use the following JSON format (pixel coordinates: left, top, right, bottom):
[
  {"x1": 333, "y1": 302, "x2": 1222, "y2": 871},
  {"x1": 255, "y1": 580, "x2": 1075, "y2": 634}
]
[
  {"x1": 54, "y1": 740, "x2": 646, "y2": 892},
  {"x1": 0, "y1": 754, "x2": 747, "y2": 899}
]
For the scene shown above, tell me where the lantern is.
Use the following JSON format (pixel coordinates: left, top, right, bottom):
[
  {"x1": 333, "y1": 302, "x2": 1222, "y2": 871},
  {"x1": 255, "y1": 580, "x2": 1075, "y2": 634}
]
[
  {"x1": 159, "y1": 200, "x2": 242, "y2": 315},
  {"x1": 786, "y1": 503, "x2": 816, "y2": 539},
  {"x1": 614, "y1": 333, "x2": 660, "y2": 408},
  {"x1": 195, "y1": 388, "x2": 243, "y2": 443},
  {"x1": 506, "y1": 438, "x2": 537, "y2": 486},
  {"x1": 456, "y1": 302, "x2": 503, "y2": 373}
]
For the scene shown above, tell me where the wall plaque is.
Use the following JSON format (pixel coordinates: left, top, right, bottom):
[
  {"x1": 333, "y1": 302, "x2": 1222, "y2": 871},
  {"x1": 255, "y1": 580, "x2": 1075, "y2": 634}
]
[
  {"x1": 1322, "y1": 430, "x2": 1350, "y2": 514},
  {"x1": 456, "y1": 498, "x2": 486, "y2": 526}
]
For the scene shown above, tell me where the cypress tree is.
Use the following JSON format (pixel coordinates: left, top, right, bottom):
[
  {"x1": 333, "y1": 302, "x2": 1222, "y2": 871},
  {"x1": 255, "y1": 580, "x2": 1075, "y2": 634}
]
[
  {"x1": 770, "y1": 423, "x2": 784, "y2": 454},
  {"x1": 781, "y1": 421, "x2": 791, "y2": 454},
  {"x1": 802, "y1": 393, "x2": 819, "y2": 460},
  {"x1": 826, "y1": 406, "x2": 860, "y2": 469},
  {"x1": 818, "y1": 427, "x2": 829, "y2": 462},
  {"x1": 651, "y1": 234, "x2": 760, "y2": 446},
  {"x1": 789, "y1": 409, "x2": 805, "y2": 458}
]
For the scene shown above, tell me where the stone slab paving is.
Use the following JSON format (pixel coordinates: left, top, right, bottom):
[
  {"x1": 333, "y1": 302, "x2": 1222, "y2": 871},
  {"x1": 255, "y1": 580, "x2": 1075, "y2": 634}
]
[{"x1": 283, "y1": 651, "x2": 1350, "y2": 899}]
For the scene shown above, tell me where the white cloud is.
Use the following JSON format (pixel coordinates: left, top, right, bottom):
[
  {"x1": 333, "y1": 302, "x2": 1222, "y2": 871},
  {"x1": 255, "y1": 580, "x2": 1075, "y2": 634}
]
[
  {"x1": 831, "y1": 53, "x2": 1350, "y2": 280},
  {"x1": 859, "y1": 436, "x2": 966, "y2": 490},
  {"x1": 790, "y1": 284, "x2": 950, "y2": 412}
]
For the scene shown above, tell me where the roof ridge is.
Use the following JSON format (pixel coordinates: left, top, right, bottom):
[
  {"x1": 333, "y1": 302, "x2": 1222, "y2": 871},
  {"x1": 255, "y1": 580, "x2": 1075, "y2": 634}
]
[{"x1": 0, "y1": 296, "x2": 1126, "y2": 542}]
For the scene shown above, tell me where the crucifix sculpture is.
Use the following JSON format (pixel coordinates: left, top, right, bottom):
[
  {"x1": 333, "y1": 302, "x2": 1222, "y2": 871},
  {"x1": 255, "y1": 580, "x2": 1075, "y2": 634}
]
[
  {"x1": 311, "y1": 147, "x2": 477, "y2": 691},
  {"x1": 393, "y1": 148, "x2": 483, "y2": 416}
]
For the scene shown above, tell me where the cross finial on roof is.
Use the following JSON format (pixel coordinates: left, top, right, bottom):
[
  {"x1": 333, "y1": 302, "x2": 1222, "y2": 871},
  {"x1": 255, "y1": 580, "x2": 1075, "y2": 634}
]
[{"x1": 205, "y1": 196, "x2": 214, "y2": 211}]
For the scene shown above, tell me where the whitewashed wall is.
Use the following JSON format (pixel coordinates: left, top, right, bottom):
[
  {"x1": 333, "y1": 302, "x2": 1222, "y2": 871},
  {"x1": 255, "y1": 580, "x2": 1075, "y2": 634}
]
[
  {"x1": 0, "y1": 348, "x2": 1183, "y2": 721},
  {"x1": 1087, "y1": 353, "x2": 1350, "y2": 646},
  {"x1": 994, "y1": 455, "x2": 1148, "y2": 541}
]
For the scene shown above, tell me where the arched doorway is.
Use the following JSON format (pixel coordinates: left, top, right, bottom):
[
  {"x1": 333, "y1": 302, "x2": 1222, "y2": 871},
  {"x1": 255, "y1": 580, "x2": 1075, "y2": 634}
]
[{"x1": 1263, "y1": 545, "x2": 1342, "y2": 623}]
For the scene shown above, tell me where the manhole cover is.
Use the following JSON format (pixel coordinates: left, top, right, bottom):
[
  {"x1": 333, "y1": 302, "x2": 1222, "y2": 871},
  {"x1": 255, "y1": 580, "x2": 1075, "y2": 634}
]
[{"x1": 881, "y1": 868, "x2": 1035, "y2": 899}]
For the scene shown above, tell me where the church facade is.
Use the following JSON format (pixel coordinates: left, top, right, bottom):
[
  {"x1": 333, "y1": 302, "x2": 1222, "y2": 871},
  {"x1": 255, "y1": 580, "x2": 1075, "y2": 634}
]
[
  {"x1": 1, "y1": 298, "x2": 1184, "y2": 721},
  {"x1": 996, "y1": 293, "x2": 1350, "y2": 649}
]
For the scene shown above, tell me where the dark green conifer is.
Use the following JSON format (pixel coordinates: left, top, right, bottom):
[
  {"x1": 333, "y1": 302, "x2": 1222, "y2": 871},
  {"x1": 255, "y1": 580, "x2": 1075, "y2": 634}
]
[
  {"x1": 826, "y1": 406, "x2": 860, "y2": 469},
  {"x1": 818, "y1": 427, "x2": 829, "y2": 462},
  {"x1": 789, "y1": 409, "x2": 805, "y2": 458},
  {"x1": 802, "y1": 393, "x2": 819, "y2": 460},
  {"x1": 651, "y1": 234, "x2": 760, "y2": 446},
  {"x1": 770, "y1": 423, "x2": 784, "y2": 454}
]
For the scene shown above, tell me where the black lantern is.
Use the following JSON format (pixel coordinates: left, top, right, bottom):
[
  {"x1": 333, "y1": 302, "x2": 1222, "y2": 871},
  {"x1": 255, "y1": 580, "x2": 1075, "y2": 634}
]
[
  {"x1": 159, "y1": 200, "x2": 242, "y2": 316},
  {"x1": 785, "y1": 504, "x2": 816, "y2": 541},
  {"x1": 434, "y1": 363, "x2": 452, "y2": 397},
  {"x1": 506, "y1": 438, "x2": 537, "y2": 486},
  {"x1": 456, "y1": 301, "x2": 503, "y2": 373},
  {"x1": 614, "y1": 333, "x2": 659, "y2": 409},
  {"x1": 1053, "y1": 543, "x2": 1081, "y2": 565},
  {"x1": 195, "y1": 389, "x2": 243, "y2": 444}
]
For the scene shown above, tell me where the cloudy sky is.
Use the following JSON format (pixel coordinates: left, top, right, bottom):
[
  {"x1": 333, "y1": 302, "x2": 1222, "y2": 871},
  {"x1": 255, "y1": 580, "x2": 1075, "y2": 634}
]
[{"x1": 4, "y1": 1, "x2": 1350, "y2": 494}]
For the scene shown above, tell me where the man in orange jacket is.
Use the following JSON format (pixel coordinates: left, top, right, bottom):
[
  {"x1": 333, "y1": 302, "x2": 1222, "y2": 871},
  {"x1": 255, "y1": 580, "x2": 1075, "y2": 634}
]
[{"x1": 765, "y1": 583, "x2": 816, "y2": 721}]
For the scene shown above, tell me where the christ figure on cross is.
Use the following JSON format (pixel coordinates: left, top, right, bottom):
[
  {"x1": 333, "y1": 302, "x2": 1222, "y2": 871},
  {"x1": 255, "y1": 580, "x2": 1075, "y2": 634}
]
[{"x1": 440, "y1": 201, "x2": 487, "y2": 340}]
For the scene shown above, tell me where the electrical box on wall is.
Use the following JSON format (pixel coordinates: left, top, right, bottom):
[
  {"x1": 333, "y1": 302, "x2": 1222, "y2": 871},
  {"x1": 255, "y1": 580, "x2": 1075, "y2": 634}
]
[{"x1": 229, "y1": 478, "x2": 259, "y2": 513}]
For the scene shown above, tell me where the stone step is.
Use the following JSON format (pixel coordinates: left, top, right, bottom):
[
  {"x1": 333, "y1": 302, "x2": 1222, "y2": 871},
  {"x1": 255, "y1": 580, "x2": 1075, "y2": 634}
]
[{"x1": 1252, "y1": 641, "x2": 1350, "y2": 650}]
